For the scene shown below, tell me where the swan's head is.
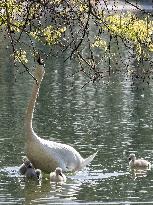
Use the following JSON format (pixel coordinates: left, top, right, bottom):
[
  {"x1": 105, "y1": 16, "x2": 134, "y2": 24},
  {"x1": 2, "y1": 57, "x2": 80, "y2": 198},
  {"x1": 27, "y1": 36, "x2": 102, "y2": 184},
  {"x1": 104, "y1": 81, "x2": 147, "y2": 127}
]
[
  {"x1": 129, "y1": 153, "x2": 136, "y2": 161},
  {"x1": 55, "y1": 167, "x2": 63, "y2": 176},
  {"x1": 35, "y1": 56, "x2": 45, "y2": 84}
]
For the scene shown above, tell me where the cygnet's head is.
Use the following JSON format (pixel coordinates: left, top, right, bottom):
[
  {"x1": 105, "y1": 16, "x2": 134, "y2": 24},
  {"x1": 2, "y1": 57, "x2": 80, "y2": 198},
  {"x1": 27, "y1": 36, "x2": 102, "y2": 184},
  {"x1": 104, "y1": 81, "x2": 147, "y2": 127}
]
[
  {"x1": 129, "y1": 153, "x2": 136, "y2": 161},
  {"x1": 23, "y1": 157, "x2": 33, "y2": 168},
  {"x1": 19, "y1": 157, "x2": 33, "y2": 175},
  {"x1": 35, "y1": 169, "x2": 42, "y2": 179},
  {"x1": 55, "y1": 167, "x2": 63, "y2": 176},
  {"x1": 27, "y1": 163, "x2": 33, "y2": 169}
]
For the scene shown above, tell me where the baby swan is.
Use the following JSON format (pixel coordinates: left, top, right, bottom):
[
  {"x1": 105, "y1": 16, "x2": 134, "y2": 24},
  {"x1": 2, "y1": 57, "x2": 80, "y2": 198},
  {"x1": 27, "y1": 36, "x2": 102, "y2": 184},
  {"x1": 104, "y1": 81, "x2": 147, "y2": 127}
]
[
  {"x1": 19, "y1": 157, "x2": 33, "y2": 175},
  {"x1": 128, "y1": 153, "x2": 151, "y2": 170},
  {"x1": 35, "y1": 169, "x2": 42, "y2": 180},
  {"x1": 50, "y1": 167, "x2": 66, "y2": 183},
  {"x1": 25, "y1": 163, "x2": 42, "y2": 180}
]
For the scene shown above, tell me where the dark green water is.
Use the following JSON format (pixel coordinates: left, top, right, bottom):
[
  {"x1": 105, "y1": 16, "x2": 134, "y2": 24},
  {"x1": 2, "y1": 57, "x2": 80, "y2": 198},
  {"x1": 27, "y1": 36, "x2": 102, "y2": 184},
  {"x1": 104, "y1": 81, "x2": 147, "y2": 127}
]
[{"x1": 1, "y1": 34, "x2": 153, "y2": 204}]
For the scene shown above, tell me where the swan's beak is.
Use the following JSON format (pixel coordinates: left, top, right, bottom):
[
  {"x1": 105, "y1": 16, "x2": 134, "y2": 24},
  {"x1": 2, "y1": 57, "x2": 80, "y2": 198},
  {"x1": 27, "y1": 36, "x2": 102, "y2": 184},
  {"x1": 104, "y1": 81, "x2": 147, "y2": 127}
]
[
  {"x1": 128, "y1": 157, "x2": 131, "y2": 161},
  {"x1": 37, "y1": 56, "x2": 44, "y2": 65}
]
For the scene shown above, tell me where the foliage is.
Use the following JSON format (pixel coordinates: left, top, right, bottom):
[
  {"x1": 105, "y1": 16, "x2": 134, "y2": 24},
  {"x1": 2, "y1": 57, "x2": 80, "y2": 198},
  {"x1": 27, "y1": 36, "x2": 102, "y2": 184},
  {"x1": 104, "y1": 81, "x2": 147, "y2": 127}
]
[
  {"x1": 92, "y1": 37, "x2": 107, "y2": 51},
  {"x1": 14, "y1": 49, "x2": 28, "y2": 64},
  {"x1": 104, "y1": 12, "x2": 153, "y2": 59},
  {"x1": 0, "y1": 0, "x2": 153, "y2": 84}
]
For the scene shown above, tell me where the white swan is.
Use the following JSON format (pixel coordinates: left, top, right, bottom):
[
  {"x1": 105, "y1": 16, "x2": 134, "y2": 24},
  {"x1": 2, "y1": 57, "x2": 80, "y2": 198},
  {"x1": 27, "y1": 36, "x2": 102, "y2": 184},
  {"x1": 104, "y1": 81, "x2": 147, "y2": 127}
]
[
  {"x1": 128, "y1": 153, "x2": 151, "y2": 169},
  {"x1": 25, "y1": 57, "x2": 97, "y2": 173},
  {"x1": 50, "y1": 167, "x2": 66, "y2": 182}
]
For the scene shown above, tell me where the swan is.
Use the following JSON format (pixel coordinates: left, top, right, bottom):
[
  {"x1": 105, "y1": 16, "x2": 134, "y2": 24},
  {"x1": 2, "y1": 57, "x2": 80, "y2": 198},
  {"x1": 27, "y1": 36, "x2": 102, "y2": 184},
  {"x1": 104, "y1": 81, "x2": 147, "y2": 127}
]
[
  {"x1": 128, "y1": 153, "x2": 151, "y2": 169},
  {"x1": 50, "y1": 167, "x2": 66, "y2": 182},
  {"x1": 25, "y1": 56, "x2": 97, "y2": 173}
]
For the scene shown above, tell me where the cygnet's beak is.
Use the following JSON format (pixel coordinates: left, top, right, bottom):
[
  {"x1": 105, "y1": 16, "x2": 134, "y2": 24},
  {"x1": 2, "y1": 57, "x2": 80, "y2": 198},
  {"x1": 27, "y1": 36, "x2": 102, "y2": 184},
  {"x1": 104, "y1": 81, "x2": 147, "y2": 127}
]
[
  {"x1": 59, "y1": 173, "x2": 63, "y2": 177},
  {"x1": 27, "y1": 163, "x2": 33, "y2": 168}
]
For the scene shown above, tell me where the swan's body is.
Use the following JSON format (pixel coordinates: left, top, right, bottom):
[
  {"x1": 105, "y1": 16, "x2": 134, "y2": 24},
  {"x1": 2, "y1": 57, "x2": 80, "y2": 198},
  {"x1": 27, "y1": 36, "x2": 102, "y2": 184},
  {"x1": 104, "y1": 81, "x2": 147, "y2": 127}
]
[
  {"x1": 25, "y1": 57, "x2": 97, "y2": 173},
  {"x1": 128, "y1": 153, "x2": 151, "y2": 169},
  {"x1": 50, "y1": 167, "x2": 66, "y2": 182}
]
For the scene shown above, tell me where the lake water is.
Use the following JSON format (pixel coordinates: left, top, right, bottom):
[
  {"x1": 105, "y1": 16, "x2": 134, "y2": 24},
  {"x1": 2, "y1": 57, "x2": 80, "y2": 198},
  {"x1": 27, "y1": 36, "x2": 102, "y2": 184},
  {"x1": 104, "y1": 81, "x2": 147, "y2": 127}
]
[{"x1": 1, "y1": 16, "x2": 153, "y2": 205}]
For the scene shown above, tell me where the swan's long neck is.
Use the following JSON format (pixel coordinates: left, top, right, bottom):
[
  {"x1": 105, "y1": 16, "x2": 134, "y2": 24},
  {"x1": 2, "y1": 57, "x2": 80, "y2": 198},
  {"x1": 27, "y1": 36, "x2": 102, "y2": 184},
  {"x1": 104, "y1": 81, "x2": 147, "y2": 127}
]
[{"x1": 25, "y1": 69, "x2": 43, "y2": 141}]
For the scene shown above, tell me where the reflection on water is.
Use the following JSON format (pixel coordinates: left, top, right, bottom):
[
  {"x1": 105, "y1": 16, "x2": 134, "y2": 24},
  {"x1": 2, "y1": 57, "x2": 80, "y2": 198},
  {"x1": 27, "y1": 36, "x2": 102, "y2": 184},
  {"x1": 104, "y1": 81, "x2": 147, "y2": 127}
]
[
  {"x1": 130, "y1": 169, "x2": 150, "y2": 180},
  {"x1": 1, "y1": 20, "x2": 153, "y2": 205},
  {"x1": 1, "y1": 165, "x2": 130, "y2": 204}
]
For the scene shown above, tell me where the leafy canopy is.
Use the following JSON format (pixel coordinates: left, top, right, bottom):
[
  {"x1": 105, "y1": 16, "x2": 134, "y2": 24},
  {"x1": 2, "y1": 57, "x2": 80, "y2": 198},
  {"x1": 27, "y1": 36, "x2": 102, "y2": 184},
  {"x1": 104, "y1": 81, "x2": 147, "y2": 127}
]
[{"x1": 0, "y1": 0, "x2": 153, "y2": 83}]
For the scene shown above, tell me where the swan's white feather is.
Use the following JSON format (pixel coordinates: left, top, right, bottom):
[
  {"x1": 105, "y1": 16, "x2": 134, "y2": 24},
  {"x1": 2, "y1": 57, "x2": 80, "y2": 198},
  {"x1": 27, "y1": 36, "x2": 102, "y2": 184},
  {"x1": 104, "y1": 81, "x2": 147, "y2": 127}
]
[{"x1": 26, "y1": 132, "x2": 94, "y2": 173}]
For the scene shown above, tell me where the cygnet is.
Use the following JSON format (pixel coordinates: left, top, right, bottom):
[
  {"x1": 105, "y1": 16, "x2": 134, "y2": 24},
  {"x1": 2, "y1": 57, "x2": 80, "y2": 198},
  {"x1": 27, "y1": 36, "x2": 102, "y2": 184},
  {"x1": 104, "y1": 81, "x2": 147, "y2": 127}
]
[
  {"x1": 50, "y1": 167, "x2": 66, "y2": 182},
  {"x1": 25, "y1": 163, "x2": 42, "y2": 180},
  {"x1": 19, "y1": 157, "x2": 33, "y2": 175},
  {"x1": 128, "y1": 153, "x2": 151, "y2": 169}
]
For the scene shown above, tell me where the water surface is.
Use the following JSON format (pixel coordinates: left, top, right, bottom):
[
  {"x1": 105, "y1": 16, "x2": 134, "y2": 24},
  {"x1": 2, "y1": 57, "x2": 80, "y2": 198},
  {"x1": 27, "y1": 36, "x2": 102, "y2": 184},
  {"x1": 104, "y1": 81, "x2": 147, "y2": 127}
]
[{"x1": 1, "y1": 28, "x2": 153, "y2": 204}]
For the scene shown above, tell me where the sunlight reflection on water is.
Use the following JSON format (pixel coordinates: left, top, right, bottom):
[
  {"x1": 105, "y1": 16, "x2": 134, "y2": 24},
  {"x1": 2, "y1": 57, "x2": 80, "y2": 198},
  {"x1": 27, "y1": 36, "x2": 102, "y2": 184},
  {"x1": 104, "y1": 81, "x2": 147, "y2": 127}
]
[{"x1": 1, "y1": 19, "x2": 153, "y2": 203}]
